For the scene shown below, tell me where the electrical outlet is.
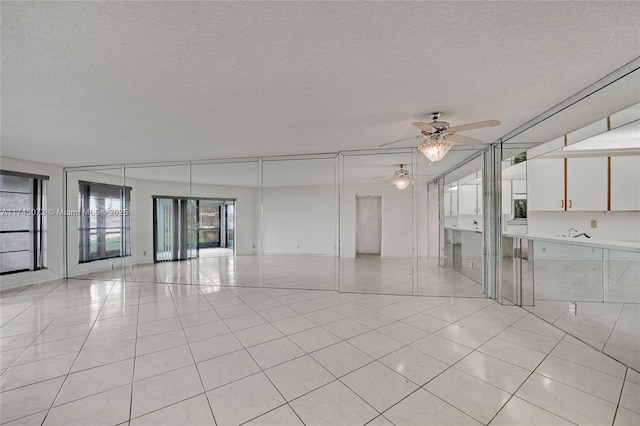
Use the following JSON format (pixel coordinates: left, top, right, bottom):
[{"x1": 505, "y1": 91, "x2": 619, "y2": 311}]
[
  {"x1": 569, "y1": 301, "x2": 577, "y2": 315},
  {"x1": 143, "y1": 250, "x2": 147, "y2": 256},
  {"x1": 297, "y1": 244, "x2": 300, "y2": 249},
  {"x1": 591, "y1": 219, "x2": 597, "y2": 228}
]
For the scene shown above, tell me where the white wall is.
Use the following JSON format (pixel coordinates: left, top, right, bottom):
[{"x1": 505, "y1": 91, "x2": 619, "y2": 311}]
[
  {"x1": 0, "y1": 157, "x2": 65, "y2": 288},
  {"x1": 528, "y1": 211, "x2": 640, "y2": 242},
  {"x1": 263, "y1": 185, "x2": 336, "y2": 255}
]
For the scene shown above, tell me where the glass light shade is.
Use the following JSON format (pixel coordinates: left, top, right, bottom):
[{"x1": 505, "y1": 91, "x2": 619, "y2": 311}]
[
  {"x1": 392, "y1": 174, "x2": 412, "y2": 191},
  {"x1": 418, "y1": 139, "x2": 454, "y2": 162}
]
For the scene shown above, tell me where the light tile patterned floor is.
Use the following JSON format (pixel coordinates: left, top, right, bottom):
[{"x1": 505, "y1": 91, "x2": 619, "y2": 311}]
[{"x1": 1, "y1": 277, "x2": 639, "y2": 425}]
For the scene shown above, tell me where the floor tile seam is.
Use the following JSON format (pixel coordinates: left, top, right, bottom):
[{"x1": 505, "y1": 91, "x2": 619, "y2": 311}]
[
  {"x1": 193, "y1": 284, "x2": 309, "y2": 412},
  {"x1": 7, "y1": 346, "x2": 85, "y2": 371},
  {"x1": 286, "y1": 375, "x2": 381, "y2": 424},
  {"x1": 493, "y1": 395, "x2": 582, "y2": 426},
  {"x1": 0, "y1": 301, "x2": 37, "y2": 330},
  {"x1": 39, "y1": 281, "x2": 124, "y2": 425},
  {"x1": 212, "y1": 289, "x2": 339, "y2": 357},
  {"x1": 463, "y1": 346, "x2": 541, "y2": 375},
  {"x1": 0, "y1": 408, "x2": 49, "y2": 425},
  {"x1": 388, "y1": 383, "x2": 481, "y2": 426},
  {"x1": 0, "y1": 368, "x2": 70, "y2": 394},
  {"x1": 196, "y1": 290, "x2": 342, "y2": 409},
  {"x1": 0, "y1": 283, "x2": 118, "y2": 380},
  {"x1": 434, "y1": 323, "x2": 496, "y2": 348},
  {"x1": 47, "y1": 382, "x2": 133, "y2": 411},
  {"x1": 613, "y1": 369, "x2": 637, "y2": 424},
  {"x1": 124, "y1": 284, "x2": 142, "y2": 426},
  {"x1": 127, "y1": 392, "x2": 210, "y2": 424},
  {"x1": 166, "y1": 285, "x2": 219, "y2": 426},
  {"x1": 515, "y1": 373, "x2": 620, "y2": 423},
  {"x1": 543, "y1": 353, "x2": 629, "y2": 382},
  {"x1": 482, "y1": 334, "x2": 554, "y2": 358},
  {"x1": 0, "y1": 300, "x2": 84, "y2": 369},
  {"x1": 500, "y1": 336, "x2": 602, "y2": 424},
  {"x1": 236, "y1": 401, "x2": 304, "y2": 426},
  {"x1": 602, "y1": 304, "x2": 625, "y2": 351},
  {"x1": 533, "y1": 309, "x2": 636, "y2": 372}
]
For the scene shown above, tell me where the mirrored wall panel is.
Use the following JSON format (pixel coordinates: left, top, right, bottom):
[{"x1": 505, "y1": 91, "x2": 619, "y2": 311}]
[
  {"x1": 262, "y1": 155, "x2": 338, "y2": 291},
  {"x1": 65, "y1": 165, "x2": 127, "y2": 282},
  {"x1": 505, "y1": 101, "x2": 640, "y2": 370},
  {"x1": 190, "y1": 160, "x2": 259, "y2": 287},
  {"x1": 122, "y1": 163, "x2": 189, "y2": 284},
  {"x1": 418, "y1": 154, "x2": 485, "y2": 297},
  {"x1": 340, "y1": 152, "x2": 414, "y2": 295}
]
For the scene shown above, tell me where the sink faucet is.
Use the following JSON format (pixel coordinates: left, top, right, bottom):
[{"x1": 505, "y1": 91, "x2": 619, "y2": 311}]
[
  {"x1": 568, "y1": 228, "x2": 578, "y2": 237},
  {"x1": 573, "y1": 232, "x2": 591, "y2": 238}
]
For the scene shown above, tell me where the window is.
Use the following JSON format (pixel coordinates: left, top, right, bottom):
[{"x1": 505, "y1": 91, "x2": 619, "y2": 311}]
[
  {"x1": 78, "y1": 181, "x2": 131, "y2": 263},
  {"x1": 0, "y1": 170, "x2": 48, "y2": 275}
]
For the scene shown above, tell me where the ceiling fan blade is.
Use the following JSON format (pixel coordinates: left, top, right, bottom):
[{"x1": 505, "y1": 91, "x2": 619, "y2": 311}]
[
  {"x1": 447, "y1": 120, "x2": 501, "y2": 133},
  {"x1": 412, "y1": 122, "x2": 437, "y2": 133},
  {"x1": 378, "y1": 135, "x2": 422, "y2": 147},
  {"x1": 445, "y1": 133, "x2": 483, "y2": 146},
  {"x1": 372, "y1": 175, "x2": 390, "y2": 180}
]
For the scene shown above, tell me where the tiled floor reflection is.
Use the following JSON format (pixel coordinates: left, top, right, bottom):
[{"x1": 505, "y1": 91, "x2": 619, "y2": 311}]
[
  {"x1": 523, "y1": 258, "x2": 640, "y2": 371},
  {"x1": 68, "y1": 255, "x2": 485, "y2": 297},
  {"x1": 526, "y1": 301, "x2": 640, "y2": 372},
  {"x1": 2, "y1": 278, "x2": 638, "y2": 425}
]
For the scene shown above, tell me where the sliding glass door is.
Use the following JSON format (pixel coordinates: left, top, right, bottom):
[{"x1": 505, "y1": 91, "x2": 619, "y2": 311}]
[{"x1": 153, "y1": 197, "x2": 235, "y2": 262}]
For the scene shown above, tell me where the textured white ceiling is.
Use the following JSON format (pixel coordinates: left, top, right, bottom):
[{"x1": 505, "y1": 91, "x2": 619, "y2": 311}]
[{"x1": 2, "y1": 1, "x2": 639, "y2": 172}]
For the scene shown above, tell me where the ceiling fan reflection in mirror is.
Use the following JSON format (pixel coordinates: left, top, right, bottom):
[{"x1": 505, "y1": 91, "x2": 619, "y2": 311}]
[
  {"x1": 373, "y1": 164, "x2": 414, "y2": 191},
  {"x1": 379, "y1": 112, "x2": 501, "y2": 162}
]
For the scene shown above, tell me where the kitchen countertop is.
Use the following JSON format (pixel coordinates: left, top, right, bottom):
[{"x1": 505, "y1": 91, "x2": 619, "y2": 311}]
[
  {"x1": 444, "y1": 226, "x2": 482, "y2": 233},
  {"x1": 501, "y1": 232, "x2": 640, "y2": 252}
]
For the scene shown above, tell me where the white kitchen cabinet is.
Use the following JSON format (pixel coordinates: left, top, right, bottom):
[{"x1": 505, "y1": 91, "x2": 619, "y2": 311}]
[
  {"x1": 527, "y1": 158, "x2": 564, "y2": 211},
  {"x1": 611, "y1": 156, "x2": 640, "y2": 210},
  {"x1": 459, "y1": 184, "x2": 482, "y2": 214},
  {"x1": 502, "y1": 180, "x2": 512, "y2": 215},
  {"x1": 528, "y1": 157, "x2": 607, "y2": 211},
  {"x1": 444, "y1": 191, "x2": 458, "y2": 216},
  {"x1": 566, "y1": 157, "x2": 607, "y2": 211}
]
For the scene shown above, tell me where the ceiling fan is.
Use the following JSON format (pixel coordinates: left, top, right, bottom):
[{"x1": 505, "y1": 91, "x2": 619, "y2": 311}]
[
  {"x1": 373, "y1": 164, "x2": 415, "y2": 191},
  {"x1": 379, "y1": 112, "x2": 501, "y2": 162}
]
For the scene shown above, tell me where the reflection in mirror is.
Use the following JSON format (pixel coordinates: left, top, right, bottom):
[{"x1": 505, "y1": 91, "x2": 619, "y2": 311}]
[
  {"x1": 190, "y1": 161, "x2": 259, "y2": 288},
  {"x1": 502, "y1": 151, "x2": 528, "y2": 235},
  {"x1": 340, "y1": 152, "x2": 413, "y2": 295},
  {"x1": 506, "y1": 100, "x2": 640, "y2": 371},
  {"x1": 122, "y1": 163, "x2": 189, "y2": 284},
  {"x1": 262, "y1": 156, "x2": 337, "y2": 291},
  {"x1": 65, "y1": 166, "x2": 126, "y2": 282},
  {"x1": 441, "y1": 156, "x2": 484, "y2": 293}
]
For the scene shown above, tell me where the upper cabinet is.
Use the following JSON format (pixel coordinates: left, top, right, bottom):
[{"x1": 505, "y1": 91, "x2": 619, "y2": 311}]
[
  {"x1": 528, "y1": 157, "x2": 608, "y2": 211},
  {"x1": 611, "y1": 156, "x2": 640, "y2": 210},
  {"x1": 444, "y1": 190, "x2": 458, "y2": 216},
  {"x1": 527, "y1": 158, "x2": 564, "y2": 211},
  {"x1": 566, "y1": 157, "x2": 608, "y2": 211},
  {"x1": 458, "y1": 184, "x2": 482, "y2": 215}
]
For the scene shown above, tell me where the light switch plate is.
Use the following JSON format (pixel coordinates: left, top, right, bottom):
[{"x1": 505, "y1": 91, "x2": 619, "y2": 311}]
[{"x1": 591, "y1": 219, "x2": 597, "y2": 228}]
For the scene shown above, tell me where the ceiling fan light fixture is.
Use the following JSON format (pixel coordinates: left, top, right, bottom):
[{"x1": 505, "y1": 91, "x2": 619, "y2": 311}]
[
  {"x1": 392, "y1": 174, "x2": 413, "y2": 191},
  {"x1": 418, "y1": 139, "x2": 454, "y2": 162}
]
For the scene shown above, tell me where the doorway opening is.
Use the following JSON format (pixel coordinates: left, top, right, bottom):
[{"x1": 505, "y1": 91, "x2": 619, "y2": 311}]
[
  {"x1": 153, "y1": 196, "x2": 235, "y2": 262},
  {"x1": 355, "y1": 195, "x2": 382, "y2": 256}
]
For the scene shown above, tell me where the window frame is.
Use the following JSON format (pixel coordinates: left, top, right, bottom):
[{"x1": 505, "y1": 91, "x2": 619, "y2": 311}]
[
  {"x1": 0, "y1": 170, "x2": 48, "y2": 275},
  {"x1": 78, "y1": 181, "x2": 132, "y2": 263}
]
